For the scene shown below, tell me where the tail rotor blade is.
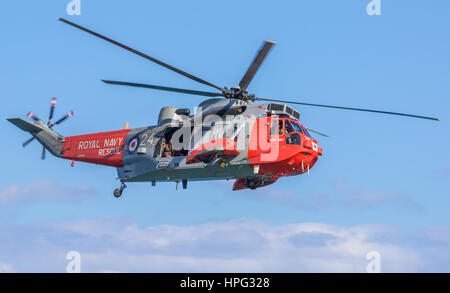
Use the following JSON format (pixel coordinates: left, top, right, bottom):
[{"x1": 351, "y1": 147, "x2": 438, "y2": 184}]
[
  {"x1": 22, "y1": 136, "x2": 36, "y2": 147},
  {"x1": 239, "y1": 41, "x2": 275, "y2": 91},
  {"x1": 51, "y1": 111, "x2": 74, "y2": 127},
  {"x1": 48, "y1": 97, "x2": 57, "y2": 125},
  {"x1": 27, "y1": 112, "x2": 41, "y2": 122}
]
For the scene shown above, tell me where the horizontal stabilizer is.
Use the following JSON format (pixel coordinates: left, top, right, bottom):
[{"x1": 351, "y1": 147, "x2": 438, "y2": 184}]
[
  {"x1": 8, "y1": 118, "x2": 64, "y2": 158},
  {"x1": 7, "y1": 118, "x2": 43, "y2": 133}
]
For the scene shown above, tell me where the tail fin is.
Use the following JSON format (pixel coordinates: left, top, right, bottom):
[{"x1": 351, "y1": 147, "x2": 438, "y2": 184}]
[{"x1": 7, "y1": 118, "x2": 64, "y2": 158}]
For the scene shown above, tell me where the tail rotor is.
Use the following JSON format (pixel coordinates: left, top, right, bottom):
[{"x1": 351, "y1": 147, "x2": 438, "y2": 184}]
[{"x1": 23, "y1": 98, "x2": 74, "y2": 159}]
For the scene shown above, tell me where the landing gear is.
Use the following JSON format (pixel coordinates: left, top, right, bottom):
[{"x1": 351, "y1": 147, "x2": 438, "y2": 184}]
[{"x1": 113, "y1": 182, "x2": 127, "y2": 198}]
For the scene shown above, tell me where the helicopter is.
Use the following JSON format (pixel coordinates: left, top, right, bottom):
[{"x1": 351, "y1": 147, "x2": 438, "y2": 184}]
[{"x1": 7, "y1": 18, "x2": 439, "y2": 198}]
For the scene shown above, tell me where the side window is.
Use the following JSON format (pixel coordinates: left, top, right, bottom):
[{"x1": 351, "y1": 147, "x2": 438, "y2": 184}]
[
  {"x1": 278, "y1": 120, "x2": 284, "y2": 135},
  {"x1": 285, "y1": 120, "x2": 295, "y2": 134},
  {"x1": 285, "y1": 133, "x2": 301, "y2": 145},
  {"x1": 269, "y1": 119, "x2": 277, "y2": 136},
  {"x1": 269, "y1": 119, "x2": 284, "y2": 136}
]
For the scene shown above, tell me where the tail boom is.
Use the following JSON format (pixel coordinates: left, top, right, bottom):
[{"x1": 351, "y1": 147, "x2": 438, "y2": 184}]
[
  {"x1": 61, "y1": 129, "x2": 130, "y2": 167},
  {"x1": 8, "y1": 118, "x2": 130, "y2": 167}
]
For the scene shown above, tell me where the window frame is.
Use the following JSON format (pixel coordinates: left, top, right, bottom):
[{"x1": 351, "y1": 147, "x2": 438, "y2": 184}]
[
  {"x1": 284, "y1": 120, "x2": 296, "y2": 135},
  {"x1": 269, "y1": 118, "x2": 284, "y2": 137},
  {"x1": 285, "y1": 132, "x2": 302, "y2": 145}
]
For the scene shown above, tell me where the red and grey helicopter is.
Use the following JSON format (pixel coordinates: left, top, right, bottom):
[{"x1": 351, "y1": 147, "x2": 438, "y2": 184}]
[{"x1": 7, "y1": 19, "x2": 439, "y2": 198}]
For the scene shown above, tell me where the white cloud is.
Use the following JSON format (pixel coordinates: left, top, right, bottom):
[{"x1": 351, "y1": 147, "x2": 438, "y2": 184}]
[
  {"x1": 0, "y1": 180, "x2": 96, "y2": 204},
  {"x1": 48, "y1": 219, "x2": 423, "y2": 272},
  {"x1": 3, "y1": 218, "x2": 450, "y2": 272}
]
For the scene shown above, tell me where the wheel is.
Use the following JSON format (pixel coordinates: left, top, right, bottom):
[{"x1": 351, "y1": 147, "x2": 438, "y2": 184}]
[{"x1": 113, "y1": 188, "x2": 122, "y2": 198}]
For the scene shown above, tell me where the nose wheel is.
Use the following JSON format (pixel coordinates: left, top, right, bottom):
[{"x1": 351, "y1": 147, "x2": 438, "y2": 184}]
[{"x1": 113, "y1": 182, "x2": 127, "y2": 198}]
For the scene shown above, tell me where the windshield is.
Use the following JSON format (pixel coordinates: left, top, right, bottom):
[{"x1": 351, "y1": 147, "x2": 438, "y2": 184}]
[
  {"x1": 290, "y1": 120, "x2": 302, "y2": 132},
  {"x1": 291, "y1": 120, "x2": 312, "y2": 138}
]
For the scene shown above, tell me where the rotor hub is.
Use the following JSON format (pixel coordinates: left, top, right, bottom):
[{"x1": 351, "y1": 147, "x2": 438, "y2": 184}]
[{"x1": 223, "y1": 86, "x2": 255, "y2": 102}]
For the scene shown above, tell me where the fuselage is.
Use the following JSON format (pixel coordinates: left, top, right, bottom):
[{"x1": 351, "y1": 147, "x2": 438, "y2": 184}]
[{"x1": 57, "y1": 99, "x2": 322, "y2": 190}]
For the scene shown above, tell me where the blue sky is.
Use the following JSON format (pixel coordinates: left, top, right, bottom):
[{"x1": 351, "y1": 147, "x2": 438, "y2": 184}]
[{"x1": 0, "y1": 0, "x2": 449, "y2": 272}]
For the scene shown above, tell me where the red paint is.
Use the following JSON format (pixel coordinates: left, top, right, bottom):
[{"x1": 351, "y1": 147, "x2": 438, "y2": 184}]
[
  {"x1": 303, "y1": 140, "x2": 313, "y2": 149},
  {"x1": 232, "y1": 178, "x2": 247, "y2": 190},
  {"x1": 247, "y1": 117, "x2": 321, "y2": 178},
  {"x1": 62, "y1": 129, "x2": 130, "y2": 167}
]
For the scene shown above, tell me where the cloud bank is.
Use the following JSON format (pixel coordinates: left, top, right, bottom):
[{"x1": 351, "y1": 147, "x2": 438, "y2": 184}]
[{"x1": 2, "y1": 218, "x2": 448, "y2": 273}]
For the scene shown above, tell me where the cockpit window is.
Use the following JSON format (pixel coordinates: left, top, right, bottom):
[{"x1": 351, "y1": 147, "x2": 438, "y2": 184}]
[
  {"x1": 285, "y1": 133, "x2": 301, "y2": 145},
  {"x1": 290, "y1": 120, "x2": 302, "y2": 133},
  {"x1": 301, "y1": 126, "x2": 312, "y2": 138},
  {"x1": 291, "y1": 120, "x2": 310, "y2": 138},
  {"x1": 284, "y1": 120, "x2": 295, "y2": 134}
]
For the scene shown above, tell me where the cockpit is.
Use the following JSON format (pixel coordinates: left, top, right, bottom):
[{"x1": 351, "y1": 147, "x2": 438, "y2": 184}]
[{"x1": 269, "y1": 118, "x2": 312, "y2": 145}]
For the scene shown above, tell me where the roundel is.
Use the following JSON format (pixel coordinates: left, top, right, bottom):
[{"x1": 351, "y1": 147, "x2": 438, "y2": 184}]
[{"x1": 128, "y1": 137, "x2": 140, "y2": 154}]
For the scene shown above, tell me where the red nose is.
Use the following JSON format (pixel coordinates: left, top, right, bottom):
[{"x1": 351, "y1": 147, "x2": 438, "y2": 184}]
[{"x1": 289, "y1": 148, "x2": 319, "y2": 174}]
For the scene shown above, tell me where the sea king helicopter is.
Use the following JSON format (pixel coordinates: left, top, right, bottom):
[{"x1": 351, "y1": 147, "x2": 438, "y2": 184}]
[{"x1": 7, "y1": 18, "x2": 439, "y2": 198}]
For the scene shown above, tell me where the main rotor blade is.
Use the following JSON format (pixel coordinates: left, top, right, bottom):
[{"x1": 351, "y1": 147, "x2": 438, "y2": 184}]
[
  {"x1": 239, "y1": 41, "x2": 275, "y2": 91},
  {"x1": 23, "y1": 136, "x2": 35, "y2": 147},
  {"x1": 48, "y1": 97, "x2": 56, "y2": 125},
  {"x1": 307, "y1": 128, "x2": 329, "y2": 137},
  {"x1": 59, "y1": 18, "x2": 225, "y2": 93},
  {"x1": 41, "y1": 147, "x2": 46, "y2": 160},
  {"x1": 254, "y1": 97, "x2": 440, "y2": 121},
  {"x1": 102, "y1": 80, "x2": 224, "y2": 97}
]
